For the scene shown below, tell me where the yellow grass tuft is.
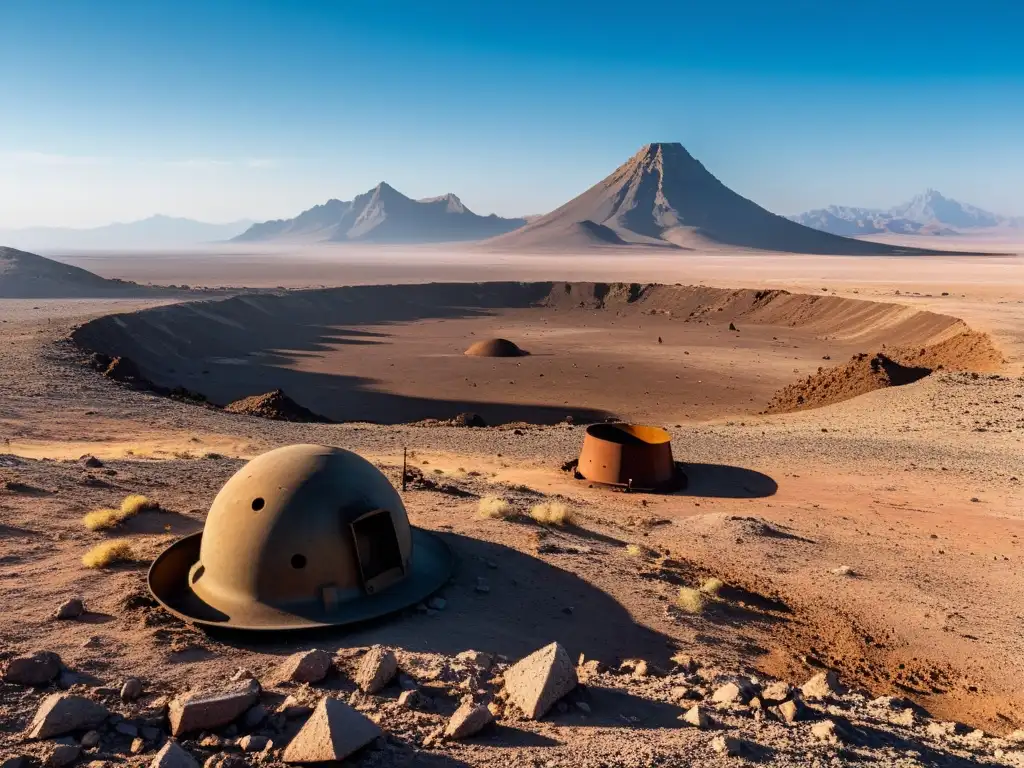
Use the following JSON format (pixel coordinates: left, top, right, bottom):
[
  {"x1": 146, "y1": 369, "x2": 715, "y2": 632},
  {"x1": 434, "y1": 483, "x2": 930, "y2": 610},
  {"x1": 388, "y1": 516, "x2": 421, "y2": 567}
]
[
  {"x1": 120, "y1": 494, "x2": 157, "y2": 516},
  {"x1": 82, "y1": 494, "x2": 158, "y2": 531},
  {"x1": 676, "y1": 587, "x2": 709, "y2": 615},
  {"x1": 529, "y1": 501, "x2": 573, "y2": 526},
  {"x1": 625, "y1": 543, "x2": 644, "y2": 557},
  {"x1": 478, "y1": 496, "x2": 512, "y2": 519},
  {"x1": 700, "y1": 577, "x2": 726, "y2": 597},
  {"x1": 82, "y1": 508, "x2": 125, "y2": 531},
  {"x1": 82, "y1": 539, "x2": 135, "y2": 569}
]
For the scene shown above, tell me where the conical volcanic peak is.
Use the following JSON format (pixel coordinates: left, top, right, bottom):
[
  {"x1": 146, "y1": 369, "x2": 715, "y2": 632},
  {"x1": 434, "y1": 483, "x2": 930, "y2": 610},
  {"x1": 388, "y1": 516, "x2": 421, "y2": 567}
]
[{"x1": 487, "y1": 143, "x2": 974, "y2": 255}]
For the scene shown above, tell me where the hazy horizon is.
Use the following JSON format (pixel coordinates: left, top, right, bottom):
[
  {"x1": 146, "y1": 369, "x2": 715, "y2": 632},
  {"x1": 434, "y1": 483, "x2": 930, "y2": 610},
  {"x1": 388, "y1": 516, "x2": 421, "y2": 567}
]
[{"x1": 1, "y1": 1, "x2": 1022, "y2": 228}]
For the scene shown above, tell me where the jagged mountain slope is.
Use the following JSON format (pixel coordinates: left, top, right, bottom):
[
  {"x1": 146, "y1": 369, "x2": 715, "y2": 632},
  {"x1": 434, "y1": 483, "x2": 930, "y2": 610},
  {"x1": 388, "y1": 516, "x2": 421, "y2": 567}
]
[{"x1": 234, "y1": 184, "x2": 526, "y2": 243}]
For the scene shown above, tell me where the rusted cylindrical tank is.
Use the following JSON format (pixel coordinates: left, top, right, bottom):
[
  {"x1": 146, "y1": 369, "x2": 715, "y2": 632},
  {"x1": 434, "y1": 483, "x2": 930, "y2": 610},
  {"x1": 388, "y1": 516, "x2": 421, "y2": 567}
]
[{"x1": 577, "y1": 423, "x2": 678, "y2": 491}]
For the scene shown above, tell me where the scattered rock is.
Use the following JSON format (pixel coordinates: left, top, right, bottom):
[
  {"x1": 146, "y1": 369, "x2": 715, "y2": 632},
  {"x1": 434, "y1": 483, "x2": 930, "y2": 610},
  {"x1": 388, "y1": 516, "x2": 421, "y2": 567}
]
[
  {"x1": 167, "y1": 678, "x2": 260, "y2": 736},
  {"x1": 711, "y1": 680, "x2": 752, "y2": 705},
  {"x1": 801, "y1": 670, "x2": 845, "y2": 700},
  {"x1": 444, "y1": 702, "x2": 494, "y2": 739},
  {"x1": 275, "y1": 649, "x2": 333, "y2": 684},
  {"x1": 45, "y1": 741, "x2": 81, "y2": 768},
  {"x1": 575, "y1": 701, "x2": 591, "y2": 714},
  {"x1": 504, "y1": 641, "x2": 577, "y2": 720},
  {"x1": 54, "y1": 598, "x2": 85, "y2": 620},
  {"x1": 355, "y1": 646, "x2": 398, "y2": 693},
  {"x1": 278, "y1": 695, "x2": 313, "y2": 719},
  {"x1": 776, "y1": 699, "x2": 802, "y2": 724},
  {"x1": 670, "y1": 653, "x2": 698, "y2": 674},
  {"x1": 710, "y1": 734, "x2": 744, "y2": 756},
  {"x1": 28, "y1": 694, "x2": 109, "y2": 738},
  {"x1": 812, "y1": 719, "x2": 842, "y2": 744},
  {"x1": 238, "y1": 734, "x2": 270, "y2": 752},
  {"x1": 831, "y1": 565, "x2": 855, "y2": 577},
  {"x1": 282, "y1": 697, "x2": 382, "y2": 763},
  {"x1": 80, "y1": 455, "x2": 103, "y2": 469},
  {"x1": 761, "y1": 681, "x2": 792, "y2": 704},
  {"x1": 474, "y1": 577, "x2": 491, "y2": 594},
  {"x1": 116, "y1": 722, "x2": 139, "y2": 737},
  {"x1": 427, "y1": 596, "x2": 447, "y2": 611},
  {"x1": 455, "y1": 650, "x2": 493, "y2": 670},
  {"x1": 4, "y1": 650, "x2": 62, "y2": 686},
  {"x1": 681, "y1": 704, "x2": 712, "y2": 729},
  {"x1": 398, "y1": 689, "x2": 423, "y2": 710},
  {"x1": 244, "y1": 704, "x2": 268, "y2": 728},
  {"x1": 150, "y1": 740, "x2": 200, "y2": 768},
  {"x1": 80, "y1": 731, "x2": 101, "y2": 748},
  {"x1": 121, "y1": 677, "x2": 144, "y2": 701},
  {"x1": 131, "y1": 738, "x2": 146, "y2": 755},
  {"x1": 203, "y1": 757, "x2": 247, "y2": 768}
]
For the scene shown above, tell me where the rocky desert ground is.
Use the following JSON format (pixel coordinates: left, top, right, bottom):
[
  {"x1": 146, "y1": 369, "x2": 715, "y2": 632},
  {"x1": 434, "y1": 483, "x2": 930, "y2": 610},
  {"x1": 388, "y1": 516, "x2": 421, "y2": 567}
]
[{"x1": 1, "y1": 248, "x2": 1023, "y2": 768}]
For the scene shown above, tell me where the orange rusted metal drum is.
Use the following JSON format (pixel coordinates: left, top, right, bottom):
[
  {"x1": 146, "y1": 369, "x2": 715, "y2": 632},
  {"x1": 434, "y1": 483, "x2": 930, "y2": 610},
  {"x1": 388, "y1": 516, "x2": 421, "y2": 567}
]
[{"x1": 577, "y1": 423, "x2": 681, "y2": 491}]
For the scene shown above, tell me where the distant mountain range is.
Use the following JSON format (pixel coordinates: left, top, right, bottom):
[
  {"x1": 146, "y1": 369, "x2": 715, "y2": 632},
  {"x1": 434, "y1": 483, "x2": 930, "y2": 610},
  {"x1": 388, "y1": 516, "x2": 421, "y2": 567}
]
[
  {"x1": 234, "y1": 183, "x2": 526, "y2": 243},
  {"x1": 0, "y1": 215, "x2": 253, "y2": 251},
  {"x1": 487, "y1": 143, "x2": 966, "y2": 255},
  {"x1": 790, "y1": 190, "x2": 1021, "y2": 236}
]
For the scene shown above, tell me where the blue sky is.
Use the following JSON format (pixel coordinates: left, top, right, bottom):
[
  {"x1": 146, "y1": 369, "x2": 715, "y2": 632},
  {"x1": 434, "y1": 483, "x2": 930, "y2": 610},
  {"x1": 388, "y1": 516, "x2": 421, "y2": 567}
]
[{"x1": 1, "y1": 0, "x2": 1022, "y2": 227}]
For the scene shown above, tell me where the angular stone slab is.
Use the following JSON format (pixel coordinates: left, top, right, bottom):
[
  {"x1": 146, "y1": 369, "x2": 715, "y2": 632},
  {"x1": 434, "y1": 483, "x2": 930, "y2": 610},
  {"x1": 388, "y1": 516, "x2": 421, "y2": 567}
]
[
  {"x1": 28, "y1": 694, "x2": 109, "y2": 739},
  {"x1": 168, "y1": 679, "x2": 260, "y2": 736},
  {"x1": 503, "y1": 642, "x2": 577, "y2": 720},
  {"x1": 282, "y1": 697, "x2": 382, "y2": 763}
]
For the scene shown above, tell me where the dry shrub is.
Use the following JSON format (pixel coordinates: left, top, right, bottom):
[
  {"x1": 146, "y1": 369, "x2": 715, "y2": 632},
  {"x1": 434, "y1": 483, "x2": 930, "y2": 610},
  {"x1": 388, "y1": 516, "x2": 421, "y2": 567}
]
[
  {"x1": 120, "y1": 494, "x2": 157, "y2": 516},
  {"x1": 478, "y1": 496, "x2": 512, "y2": 519},
  {"x1": 625, "y1": 543, "x2": 644, "y2": 557},
  {"x1": 82, "y1": 494, "x2": 158, "y2": 531},
  {"x1": 82, "y1": 508, "x2": 125, "y2": 531},
  {"x1": 529, "y1": 501, "x2": 572, "y2": 526},
  {"x1": 700, "y1": 577, "x2": 726, "y2": 597},
  {"x1": 82, "y1": 539, "x2": 135, "y2": 569},
  {"x1": 676, "y1": 587, "x2": 709, "y2": 615}
]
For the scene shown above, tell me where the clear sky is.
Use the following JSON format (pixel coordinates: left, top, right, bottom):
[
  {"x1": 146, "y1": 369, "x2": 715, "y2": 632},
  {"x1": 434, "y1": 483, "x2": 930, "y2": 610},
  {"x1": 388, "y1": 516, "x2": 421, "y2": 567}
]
[{"x1": 1, "y1": 0, "x2": 1022, "y2": 228}]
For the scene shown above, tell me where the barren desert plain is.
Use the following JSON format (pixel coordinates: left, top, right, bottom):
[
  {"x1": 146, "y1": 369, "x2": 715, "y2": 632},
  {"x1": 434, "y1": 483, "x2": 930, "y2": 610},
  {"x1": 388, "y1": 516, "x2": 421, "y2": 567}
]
[{"x1": 1, "y1": 236, "x2": 1023, "y2": 767}]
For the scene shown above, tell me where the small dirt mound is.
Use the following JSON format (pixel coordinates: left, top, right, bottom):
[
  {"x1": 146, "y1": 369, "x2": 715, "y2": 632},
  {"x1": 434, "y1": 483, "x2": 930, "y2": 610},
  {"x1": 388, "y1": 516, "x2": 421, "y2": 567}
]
[
  {"x1": 767, "y1": 353, "x2": 932, "y2": 413},
  {"x1": 223, "y1": 389, "x2": 331, "y2": 423},
  {"x1": 464, "y1": 338, "x2": 528, "y2": 357}
]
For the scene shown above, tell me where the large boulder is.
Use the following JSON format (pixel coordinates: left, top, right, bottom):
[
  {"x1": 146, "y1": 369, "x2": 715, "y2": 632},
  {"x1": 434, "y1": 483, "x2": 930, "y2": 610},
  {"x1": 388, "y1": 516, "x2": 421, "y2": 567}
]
[
  {"x1": 168, "y1": 679, "x2": 260, "y2": 736},
  {"x1": 503, "y1": 642, "x2": 577, "y2": 720},
  {"x1": 355, "y1": 646, "x2": 397, "y2": 694},
  {"x1": 274, "y1": 649, "x2": 333, "y2": 684},
  {"x1": 3, "y1": 651, "x2": 62, "y2": 686},
  {"x1": 28, "y1": 694, "x2": 109, "y2": 739},
  {"x1": 150, "y1": 741, "x2": 200, "y2": 768},
  {"x1": 444, "y1": 702, "x2": 493, "y2": 739}
]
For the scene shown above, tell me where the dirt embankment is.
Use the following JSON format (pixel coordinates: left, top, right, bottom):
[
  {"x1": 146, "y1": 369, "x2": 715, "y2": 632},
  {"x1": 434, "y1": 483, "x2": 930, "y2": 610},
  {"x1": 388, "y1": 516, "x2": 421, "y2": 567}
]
[
  {"x1": 70, "y1": 281, "x2": 1002, "y2": 421},
  {"x1": 545, "y1": 282, "x2": 1004, "y2": 412}
]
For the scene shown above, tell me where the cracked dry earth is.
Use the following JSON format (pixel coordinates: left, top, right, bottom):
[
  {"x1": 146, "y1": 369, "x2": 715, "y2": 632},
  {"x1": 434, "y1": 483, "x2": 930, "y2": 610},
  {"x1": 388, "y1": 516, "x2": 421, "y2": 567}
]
[{"x1": 0, "y1": 298, "x2": 1023, "y2": 768}]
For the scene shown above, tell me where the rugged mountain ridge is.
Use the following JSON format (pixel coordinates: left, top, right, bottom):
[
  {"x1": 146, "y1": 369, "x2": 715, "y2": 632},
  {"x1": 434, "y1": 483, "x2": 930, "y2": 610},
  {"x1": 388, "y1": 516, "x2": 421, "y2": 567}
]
[
  {"x1": 790, "y1": 190, "x2": 1019, "y2": 236},
  {"x1": 234, "y1": 183, "x2": 526, "y2": 244},
  {"x1": 486, "y1": 143, "x2": 962, "y2": 254}
]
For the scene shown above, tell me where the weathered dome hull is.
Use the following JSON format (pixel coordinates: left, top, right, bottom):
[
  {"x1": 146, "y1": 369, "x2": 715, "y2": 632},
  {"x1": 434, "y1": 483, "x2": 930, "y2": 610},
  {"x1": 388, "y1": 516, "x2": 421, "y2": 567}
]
[{"x1": 148, "y1": 444, "x2": 453, "y2": 630}]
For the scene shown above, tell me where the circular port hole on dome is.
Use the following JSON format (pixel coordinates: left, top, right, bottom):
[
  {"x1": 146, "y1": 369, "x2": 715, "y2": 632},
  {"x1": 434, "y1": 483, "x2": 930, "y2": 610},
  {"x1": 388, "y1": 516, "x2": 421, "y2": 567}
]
[
  {"x1": 290, "y1": 554, "x2": 307, "y2": 569},
  {"x1": 251, "y1": 497, "x2": 265, "y2": 511}
]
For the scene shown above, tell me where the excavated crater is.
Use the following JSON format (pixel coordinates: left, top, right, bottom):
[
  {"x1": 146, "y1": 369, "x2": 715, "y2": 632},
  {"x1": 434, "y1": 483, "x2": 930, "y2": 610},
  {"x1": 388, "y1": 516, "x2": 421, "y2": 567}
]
[{"x1": 70, "y1": 281, "x2": 1001, "y2": 426}]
